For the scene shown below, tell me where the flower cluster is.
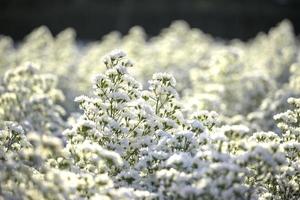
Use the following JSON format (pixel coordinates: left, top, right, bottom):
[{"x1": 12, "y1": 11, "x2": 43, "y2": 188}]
[
  {"x1": 0, "y1": 121, "x2": 71, "y2": 200},
  {"x1": 1, "y1": 20, "x2": 299, "y2": 131},
  {"x1": 0, "y1": 20, "x2": 300, "y2": 199},
  {"x1": 64, "y1": 51, "x2": 300, "y2": 199},
  {"x1": 0, "y1": 63, "x2": 66, "y2": 136}
]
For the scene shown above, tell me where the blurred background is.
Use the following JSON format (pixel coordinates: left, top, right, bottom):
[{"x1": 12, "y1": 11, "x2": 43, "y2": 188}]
[{"x1": 0, "y1": 0, "x2": 300, "y2": 41}]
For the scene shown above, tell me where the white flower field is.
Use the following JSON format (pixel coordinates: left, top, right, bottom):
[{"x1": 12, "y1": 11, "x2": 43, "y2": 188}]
[{"x1": 0, "y1": 20, "x2": 299, "y2": 199}]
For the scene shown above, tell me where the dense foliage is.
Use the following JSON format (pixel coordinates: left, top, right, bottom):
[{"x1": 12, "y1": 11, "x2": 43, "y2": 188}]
[{"x1": 0, "y1": 20, "x2": 299, "y2": 199}]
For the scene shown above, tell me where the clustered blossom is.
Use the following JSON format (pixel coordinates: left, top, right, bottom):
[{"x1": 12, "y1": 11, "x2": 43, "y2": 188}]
[
  {"x1": 0, "y1": 63, "x2": 66, "y2": 136},
  {"x1": 63, "y1": 51, "x2": 299, "y2": 199},
  {"x1": 1, "y1": 20, "x2": 298, "y2": 126},
  {"x1": 0, "y1": 121, "x2": 71, "y2": 200},
  {"x1": 0, "y1": 20, "x2": 300, "y2": 200}
]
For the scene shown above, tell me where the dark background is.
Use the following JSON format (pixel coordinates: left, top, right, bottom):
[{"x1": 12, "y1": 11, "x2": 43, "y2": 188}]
[{"x1": 0, "y1": 0, "x2": 300, "y2": 41}]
